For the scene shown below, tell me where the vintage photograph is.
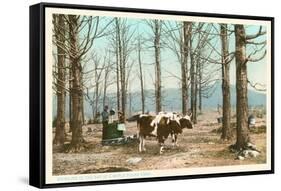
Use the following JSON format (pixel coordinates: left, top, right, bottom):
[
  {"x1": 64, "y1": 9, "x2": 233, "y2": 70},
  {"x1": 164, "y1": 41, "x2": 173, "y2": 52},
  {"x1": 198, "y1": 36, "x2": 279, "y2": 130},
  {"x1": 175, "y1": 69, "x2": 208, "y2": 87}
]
[{"x1": 45, "y1": 7, "x2": 272, "y2": 183}]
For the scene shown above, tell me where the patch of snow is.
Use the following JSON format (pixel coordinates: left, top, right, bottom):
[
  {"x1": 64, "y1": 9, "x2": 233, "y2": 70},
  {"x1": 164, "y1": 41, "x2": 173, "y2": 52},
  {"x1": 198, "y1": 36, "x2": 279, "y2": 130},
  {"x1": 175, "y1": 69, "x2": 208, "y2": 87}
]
[
  {"x1": 139, "y1": 114, "x2": 149, "y2": 118},
  {"x1": 126, "y1": 157, "x2": 142, "y2": 165},
  {"x1": 237, "y1": 156, "x2": 245, "y2": 160},
  {"x1": 242, "y1": 150, "x2": 260, "y2": 158}
]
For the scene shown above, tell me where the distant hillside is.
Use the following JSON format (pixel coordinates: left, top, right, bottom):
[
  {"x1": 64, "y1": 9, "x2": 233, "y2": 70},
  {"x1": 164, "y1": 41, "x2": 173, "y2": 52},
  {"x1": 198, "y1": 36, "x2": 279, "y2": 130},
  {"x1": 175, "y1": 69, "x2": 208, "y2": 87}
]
[{"x1": 53, "y1": 82, "x2": 266, "y2": 119}]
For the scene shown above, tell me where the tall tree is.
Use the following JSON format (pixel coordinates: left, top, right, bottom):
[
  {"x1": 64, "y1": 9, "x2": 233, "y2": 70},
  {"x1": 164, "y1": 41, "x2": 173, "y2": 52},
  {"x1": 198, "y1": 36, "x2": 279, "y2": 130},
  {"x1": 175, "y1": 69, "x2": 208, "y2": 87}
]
[
  {"x1": 137, "y1": 37, "x2": 145, "y2": 113},
  {"x1": 235, "y1": 24, "x2": 250, "y2": 149},
  {"x1": 190, "y1": 24, "x2": 202, "y2": 123},
  {"x1": 162, "y1": 21, "x2": 193, "y2": 114},
  {"x1": 62, "y1": 15, "x2": 110, "y2": 151},
  {"x1": 68, "y1": 61, "x2": 73, "y2": 133},
  {"x1": 53, "y1": 14, "x2": 66, "y2": 145},
  {"x1": 190, "y1": 23, "x2": 214, "y2": 122},
  {"x1": 190, "y1": 24, "x2": 224, "y2": 113},
  {"x1": 234, "y1": 24, "x2": 266, "y2": 150},
  {"x1": 113, "y1": 18, "x2": 135, "y2": 117},
  {"x1": 115, "y1": 52, "x2": 121, "y2": 111},
  {"x1": 68, "y1": 15, "x2": 85, "y2": 151},
  {"x1": 102, "y1": 56, "x2": 111, "y2": 109},
  {"x1": 220, "y1": 24, "x2": 232, "y2": 140},
  {"x1": 194, "y1": 53, "x2": 199, "y2": 118},
  {"x1": 147, "y1": 20, "x2": 162, "y2": 113},
  {"x1": 198, "y1": 60, "x2": 203, "y2": 112},
  {"x1": 94, "y1": 57, "x2": 102, "y2": 121},
  {"x1": 81, "y1": 72, "x2": 85, "y2": 125},
  {"x1": 182, "y1": 22, "x2": 192, "y2": 115},
  {"x1": 120, "y1": 22, "x2": 127, "y2": 117},
  {"x1": 190, "y1": 50, "x2": 196, "y2": 121},
  {"x1": 115, "y1": 19, "x2": 121, "y2": 112}
]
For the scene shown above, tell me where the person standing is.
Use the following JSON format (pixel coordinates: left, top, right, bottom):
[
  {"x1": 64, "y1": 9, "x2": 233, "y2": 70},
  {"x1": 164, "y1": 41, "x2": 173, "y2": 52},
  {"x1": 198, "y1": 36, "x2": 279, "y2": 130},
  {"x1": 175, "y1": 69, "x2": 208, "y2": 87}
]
[
  {"x1": 101, "y1": 105, "x2": 109, "y2": 139},
  {"x1": 118, "y1": 111, "x2": 125, "y2": 123}
]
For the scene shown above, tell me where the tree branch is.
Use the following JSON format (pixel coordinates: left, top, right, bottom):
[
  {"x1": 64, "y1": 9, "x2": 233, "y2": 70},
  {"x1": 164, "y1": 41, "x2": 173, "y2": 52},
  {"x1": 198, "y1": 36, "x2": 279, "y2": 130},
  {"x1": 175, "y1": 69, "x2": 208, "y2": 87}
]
[
  {"x1": 246, "y1": 26, "x2": 266, "y2": 40},
  {"x1": 247, "y1": 79, "x2": 266, "y2": 91}
]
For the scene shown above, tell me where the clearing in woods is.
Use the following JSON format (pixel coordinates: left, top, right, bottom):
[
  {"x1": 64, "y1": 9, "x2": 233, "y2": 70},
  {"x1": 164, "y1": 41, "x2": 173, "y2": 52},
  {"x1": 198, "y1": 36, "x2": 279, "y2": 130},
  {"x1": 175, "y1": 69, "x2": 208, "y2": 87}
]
[{"x1": 53, "y1": 111, "x2": 266, "y2": 175}]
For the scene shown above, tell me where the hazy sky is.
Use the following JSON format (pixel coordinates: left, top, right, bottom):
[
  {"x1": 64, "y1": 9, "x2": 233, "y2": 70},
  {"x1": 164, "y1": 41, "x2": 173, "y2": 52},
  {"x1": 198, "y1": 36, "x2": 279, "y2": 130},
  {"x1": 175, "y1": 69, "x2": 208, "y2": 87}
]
[{"x1": 70, "y1": 16, "x2": 268, "y2": 94}]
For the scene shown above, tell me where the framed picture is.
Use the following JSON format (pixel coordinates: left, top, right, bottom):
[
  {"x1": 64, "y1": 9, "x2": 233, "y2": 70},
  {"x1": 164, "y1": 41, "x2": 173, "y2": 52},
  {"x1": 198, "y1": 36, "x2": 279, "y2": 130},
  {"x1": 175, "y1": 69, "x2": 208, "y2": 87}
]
[{"x1": 29, "y1": 2, "x2": 274, "y2": 188}]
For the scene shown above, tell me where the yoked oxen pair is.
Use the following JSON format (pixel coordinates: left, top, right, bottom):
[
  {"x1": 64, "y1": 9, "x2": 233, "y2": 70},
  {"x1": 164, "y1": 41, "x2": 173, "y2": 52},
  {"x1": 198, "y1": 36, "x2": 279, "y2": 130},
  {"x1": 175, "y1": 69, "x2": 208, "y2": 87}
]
[{"x1": 137, "y1": 112, "x2": 193, "y2": 154}]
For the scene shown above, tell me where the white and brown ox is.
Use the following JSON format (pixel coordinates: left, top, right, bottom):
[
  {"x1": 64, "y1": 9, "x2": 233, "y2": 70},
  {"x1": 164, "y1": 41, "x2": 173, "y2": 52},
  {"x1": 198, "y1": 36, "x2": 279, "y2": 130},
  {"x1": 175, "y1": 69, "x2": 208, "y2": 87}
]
[{"x1": 137, "y1": 113, "x2": 193, "y2": 154}]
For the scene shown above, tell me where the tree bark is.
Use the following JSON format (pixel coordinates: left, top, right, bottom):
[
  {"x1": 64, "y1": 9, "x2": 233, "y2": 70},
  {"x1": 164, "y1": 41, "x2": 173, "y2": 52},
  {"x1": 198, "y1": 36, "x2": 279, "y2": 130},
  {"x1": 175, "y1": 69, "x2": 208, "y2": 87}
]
[
  {"x1": 234, "y1": 24, "x2": 250, "y2": 149},
  {"x1": 121, "y1": 48, "x2": 126, "y2": 117},
  {"x1": 81, "y1": 73, "x2": 85, "y2": 125},
  {"x1": 190, "y1": 51, "x2": 197, "y2": 123},
  {"x1": 129, "y1": 91, "x2": 132, "y2": 116},
  {"x1": 115, "y1": 18, "x2": 120, "y2": 112},
  {"x1": 181, "y1": 21, "x2": 192, "y2": 115},
  {"x1": 91, "y1": 102, "x2": 95, "y2": 122},
  {"x1": 94, "y1": 64, "x2": 100, "y2": 121},
  {"x1": 220, "y1": 24, "x2": 232, "y2": 140},
  {"x1": 103, "y1": 63, "x2": 110, "y2": 109},
  {"x1": 116, "y1": 18, "x2": 127, "y2": 117},
  {"x1": 194, "y1": 55, "x2": 199, "y2": 123},
  {"x1": 53, "y1": 14, "x2": 66, "y2": 145},
  {"x1": 190, "y1": 53, "x2": 194, "y2": 113},
  {"x1": 154, "y1": 20, "x2": 162, "y2": 113},
  {"x1": 68, "y1": 15, "x2": 84, "y2": 151},
  {"x1": 138, "y1": 38, "x2": 145, "y2": 113},
  {"x1": 68, "y1": 64, "x2": 73, "y2": 133},
  {"x1": 116, "y1": 51, "x2": 120, "y2": 112},
  {"x1": 198, "y1": 63, "x2": 202, "y2": 112}
]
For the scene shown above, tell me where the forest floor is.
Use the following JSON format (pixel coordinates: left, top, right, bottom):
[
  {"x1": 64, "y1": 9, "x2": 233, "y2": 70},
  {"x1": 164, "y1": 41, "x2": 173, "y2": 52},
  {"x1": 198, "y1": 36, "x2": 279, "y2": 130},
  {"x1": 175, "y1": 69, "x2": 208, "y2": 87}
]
[{"x1": 53, "y1": 111, "x2": 267, "y2": 175}]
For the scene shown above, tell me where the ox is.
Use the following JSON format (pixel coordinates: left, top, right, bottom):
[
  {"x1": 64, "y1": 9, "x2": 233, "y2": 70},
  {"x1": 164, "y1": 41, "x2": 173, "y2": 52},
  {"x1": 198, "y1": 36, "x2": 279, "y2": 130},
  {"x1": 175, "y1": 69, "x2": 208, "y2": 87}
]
[
  {"x1": 137, "y1": 113, "x2": 193, "y2": 154},
  {"x1": 168, "y1": 115, "x2": 193, "y2": 147}
]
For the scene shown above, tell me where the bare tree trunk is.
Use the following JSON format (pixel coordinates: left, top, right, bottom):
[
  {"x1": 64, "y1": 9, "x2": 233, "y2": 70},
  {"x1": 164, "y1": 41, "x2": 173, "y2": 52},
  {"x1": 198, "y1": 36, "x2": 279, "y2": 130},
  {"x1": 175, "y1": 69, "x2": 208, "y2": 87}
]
[
  {"x1": 103, "y1": 63, "x2": 110, "y2": 109},
  {"x1": 81, "y1": 73, "x2": 85, "y2": 125},
  {"x1": 154, "y1": 20, "x2": 162, "y2": 113},
  {"x1": 53, "y1": 14, "x2": 66, "y2": 145},
  {"x1": 190, "y1": 51, "x2": 197, "y2": 123},
  {"x1": 234, "y1": 24, "x2": 250, "y2": 149},
  {"x1": 220, "y1": 24, "x2": 232, "y2": 140},
  {"x1": 69, "y1": 66, "x2": 73, "y2": 133},
  {"x1": 121, "y1": 35, "x2": 127, "y2": 118},
  {"x1": 181, "y1": 21, "x2": 192, "y2": 115},
  {"x1": 116, "y1": 18, "x2": 126, "y2": 116},
  {"x1": 102, "y1": 86, "x2": 107, "y2": 109},
  {"x1": 121, "y1": 65, "x2": 126, "y2": 117},
  {"x1": 113, "y1": 18, "x2": 134, "y2": 118},
  {"x1": 116, "y1": 54, "x2": 120, "y2": 112},
  {"x1": 129, "y1": 91, "x2": 132, "y2": 116},
  {"x1": 190, "y1": 53, "x2": 194, "y2": 112},
  {"x1": 115, "y1": 18, "x2": 120, "y2": 112},
  {"x1": 94, "y1": 72, "x2": 99, "y2": 120},
  {"x1": 198, "y1": 63, "x2": 202, "y2": 112},
  {"x1": 138, "y1": 38, "x2": 145, "y2": 113},
  {"x1": 194, "y1": 56, "x2": 198, "y2": 123},
  {"x1": 91, "y1": 102, "x2": 95, "y2": 122},
  {"x1": 68, "y1": 15, "x2": 84, "y2": 151},
  {"x1": 181, "y1": 28, "x2": 187, "y2": 115}
]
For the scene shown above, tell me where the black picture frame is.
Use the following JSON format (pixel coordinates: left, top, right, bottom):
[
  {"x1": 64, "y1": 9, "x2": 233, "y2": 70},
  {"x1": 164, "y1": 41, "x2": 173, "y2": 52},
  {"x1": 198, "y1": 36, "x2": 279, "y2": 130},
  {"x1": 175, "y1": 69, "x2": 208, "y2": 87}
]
[{"x1": 30, "y1": 2, "x2": 274, "y2": 189}]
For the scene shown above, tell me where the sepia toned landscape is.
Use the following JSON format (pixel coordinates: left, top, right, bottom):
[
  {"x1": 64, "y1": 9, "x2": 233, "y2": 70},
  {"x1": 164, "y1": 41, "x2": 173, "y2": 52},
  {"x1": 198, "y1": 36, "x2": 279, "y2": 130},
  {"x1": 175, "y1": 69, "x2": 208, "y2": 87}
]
[{"x1": 51, "y1": 11, "x2": 270, "y2": 176}]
